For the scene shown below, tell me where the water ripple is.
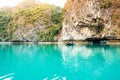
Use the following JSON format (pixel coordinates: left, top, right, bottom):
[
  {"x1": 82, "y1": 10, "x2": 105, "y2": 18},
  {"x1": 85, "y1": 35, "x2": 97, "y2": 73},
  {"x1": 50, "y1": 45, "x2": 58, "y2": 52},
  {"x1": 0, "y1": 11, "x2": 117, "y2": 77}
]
[{"x1": 0, "y1": 73, "x2": 14, "y2": 80}]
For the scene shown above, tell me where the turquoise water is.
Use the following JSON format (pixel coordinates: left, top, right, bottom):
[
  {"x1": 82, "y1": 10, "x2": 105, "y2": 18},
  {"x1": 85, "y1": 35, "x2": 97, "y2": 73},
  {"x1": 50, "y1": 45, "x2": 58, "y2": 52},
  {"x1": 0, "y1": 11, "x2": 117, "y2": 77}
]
[{"x1": 0, "y1": 43, "x2": 120, "y2": 80}]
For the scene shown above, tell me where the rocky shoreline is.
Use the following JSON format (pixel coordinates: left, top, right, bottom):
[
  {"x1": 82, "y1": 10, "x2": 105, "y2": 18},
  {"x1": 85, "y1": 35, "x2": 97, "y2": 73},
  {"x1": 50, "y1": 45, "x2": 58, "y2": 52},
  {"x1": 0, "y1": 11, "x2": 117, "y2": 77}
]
[{"x1": 0, "y1": 39, "x2": 120, "y2": 45}]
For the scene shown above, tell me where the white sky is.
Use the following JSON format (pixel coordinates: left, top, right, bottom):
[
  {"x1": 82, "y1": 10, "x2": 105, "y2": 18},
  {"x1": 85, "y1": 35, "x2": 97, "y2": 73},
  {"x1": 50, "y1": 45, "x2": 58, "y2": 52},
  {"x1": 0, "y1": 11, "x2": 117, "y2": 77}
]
[{"x1": 0, "y1": 0, "x2": 67, "y2": 8}]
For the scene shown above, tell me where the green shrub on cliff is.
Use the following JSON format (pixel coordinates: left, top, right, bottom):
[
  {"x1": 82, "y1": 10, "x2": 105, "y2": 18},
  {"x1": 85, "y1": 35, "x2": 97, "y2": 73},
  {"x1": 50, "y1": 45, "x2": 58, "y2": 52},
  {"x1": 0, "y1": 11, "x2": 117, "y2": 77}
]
[
  {"x1": 0, "y1": 9, "x2": 12, "y2": 41},
  {"x1": 101, "y1": 0, "x2": 112, "y2": 8},
  {"x1": 0, "y1": 0, "x2": 62, "y2": 42},
  {"x1": 37, "y1": 23, "x2": 62, "y2": 42},
  {"x1": 51, "y1": 5, "x2": 62, "y2": 24}
]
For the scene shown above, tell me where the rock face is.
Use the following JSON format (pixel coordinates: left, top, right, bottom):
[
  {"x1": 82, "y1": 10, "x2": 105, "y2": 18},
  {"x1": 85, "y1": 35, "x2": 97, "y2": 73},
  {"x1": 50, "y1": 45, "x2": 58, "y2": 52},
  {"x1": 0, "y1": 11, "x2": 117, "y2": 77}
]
[
  {"x1": 0, "y1": 0, "x2": 62, "y2": 42},
  {"x1": 61, "y1": 0, "x2": 120, "y2": 40}
]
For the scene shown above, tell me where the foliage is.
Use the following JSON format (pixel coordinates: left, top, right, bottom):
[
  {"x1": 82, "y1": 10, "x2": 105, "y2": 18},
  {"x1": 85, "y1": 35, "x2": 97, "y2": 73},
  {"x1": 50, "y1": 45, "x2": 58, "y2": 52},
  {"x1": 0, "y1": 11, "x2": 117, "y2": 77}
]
[
  {"x1": 51, "y1": 5, "x2": 62, "y2": 24},
  {"x1": 0, "y1": 9, "x2": 12, "y2": 41},
  {"x1": 101, "y1": 0, "x2": 112, "y2": 8},
  {"x1": 37, "y1": 24, "x2": 62, "y2": 42},
  {"x1": 0, "y1": 0, "x2": 62, "y2": 42}
]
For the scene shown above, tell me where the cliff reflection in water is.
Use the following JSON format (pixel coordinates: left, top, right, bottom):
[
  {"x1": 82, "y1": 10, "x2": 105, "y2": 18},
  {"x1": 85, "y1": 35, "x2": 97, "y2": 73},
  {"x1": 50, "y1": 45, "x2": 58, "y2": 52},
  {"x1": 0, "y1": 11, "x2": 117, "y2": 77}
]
[
  {"x1": 0, "y1": 43, "x2": 120, "y2": 80},
  {"x1": 58, "y1": 44, "x2": 120, "y2": 78}
]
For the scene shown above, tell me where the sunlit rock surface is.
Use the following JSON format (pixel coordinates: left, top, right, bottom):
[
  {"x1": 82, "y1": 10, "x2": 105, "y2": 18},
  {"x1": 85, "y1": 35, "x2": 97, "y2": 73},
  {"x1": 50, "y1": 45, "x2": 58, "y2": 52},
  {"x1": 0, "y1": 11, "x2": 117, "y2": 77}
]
[{"x1": 61, "y1": 0, "x2": 120, "y2": 40}]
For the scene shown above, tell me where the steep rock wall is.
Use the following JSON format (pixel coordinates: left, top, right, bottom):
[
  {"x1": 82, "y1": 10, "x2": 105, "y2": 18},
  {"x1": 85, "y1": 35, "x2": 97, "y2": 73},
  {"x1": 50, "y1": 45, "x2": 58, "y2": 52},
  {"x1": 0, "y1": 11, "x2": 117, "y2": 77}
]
[{"x1": 61, "y1": 0, "x2": 120, "y2": 40}]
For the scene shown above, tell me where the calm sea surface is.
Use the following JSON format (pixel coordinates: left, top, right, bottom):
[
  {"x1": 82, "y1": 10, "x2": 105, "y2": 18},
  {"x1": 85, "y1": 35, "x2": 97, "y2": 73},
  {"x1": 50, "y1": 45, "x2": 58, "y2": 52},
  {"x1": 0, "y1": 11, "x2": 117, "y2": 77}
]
[{"x1": 0, "y1": 43, "x2": 120, "y2": 80}]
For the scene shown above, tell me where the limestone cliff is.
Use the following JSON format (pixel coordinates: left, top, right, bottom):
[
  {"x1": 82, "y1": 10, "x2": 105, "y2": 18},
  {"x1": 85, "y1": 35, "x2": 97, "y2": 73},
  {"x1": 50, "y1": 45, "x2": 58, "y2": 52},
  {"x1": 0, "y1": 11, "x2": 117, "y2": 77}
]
[
  {"x1": 0, "y1": 0, "x2": 62, "y2": 42},
  {"x1": 61, "y1": 0, "x2": 120, "y2": 41}
]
